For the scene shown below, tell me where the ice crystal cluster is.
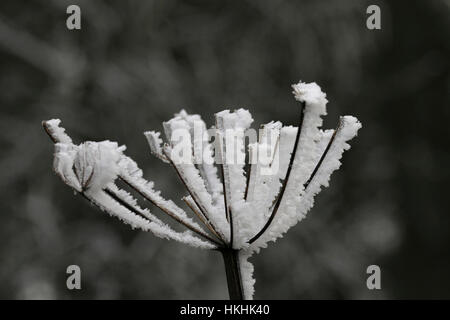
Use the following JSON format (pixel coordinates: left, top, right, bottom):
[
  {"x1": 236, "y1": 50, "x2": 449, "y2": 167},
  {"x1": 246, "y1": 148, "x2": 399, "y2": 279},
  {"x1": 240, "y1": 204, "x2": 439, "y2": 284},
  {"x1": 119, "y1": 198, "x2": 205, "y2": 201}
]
[{"x1": 43, "y1": 81, "x2": 361, "y2": 299}]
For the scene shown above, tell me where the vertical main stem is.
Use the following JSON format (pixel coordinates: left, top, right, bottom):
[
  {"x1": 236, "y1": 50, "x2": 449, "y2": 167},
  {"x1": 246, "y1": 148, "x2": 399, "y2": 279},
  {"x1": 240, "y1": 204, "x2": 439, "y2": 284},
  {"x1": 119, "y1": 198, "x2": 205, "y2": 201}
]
[{"x1": 220, "y1": 248, "x2": 244, "y2": 300}]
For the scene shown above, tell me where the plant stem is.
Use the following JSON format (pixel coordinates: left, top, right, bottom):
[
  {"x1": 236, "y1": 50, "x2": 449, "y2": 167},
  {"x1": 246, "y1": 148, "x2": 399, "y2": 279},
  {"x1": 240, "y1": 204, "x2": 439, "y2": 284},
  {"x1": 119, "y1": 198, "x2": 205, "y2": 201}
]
[
  {"x1": 248, "y1": 101, "x2": 306, "y2": 244},
  {"x1": 219, "y1": 248, "x2": 244, "y2": 300},
  {"x1": 161, "y1": 148, "x2": 227, "y2": 245},
  {"x1": 303, "y1": 121, "x2": 340, "y2": 190}
]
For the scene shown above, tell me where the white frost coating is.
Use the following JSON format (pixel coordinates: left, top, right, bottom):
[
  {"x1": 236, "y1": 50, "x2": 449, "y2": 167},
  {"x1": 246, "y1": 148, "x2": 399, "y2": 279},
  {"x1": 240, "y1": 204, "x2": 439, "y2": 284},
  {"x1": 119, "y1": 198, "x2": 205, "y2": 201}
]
[
  {"x1": 246, "y1": 125, "x2": 296, "y2": 211},
  {"x1": 246, "y1": 122, "x2": 282, "y2": 200},
  {"x1": 46, "y1": 119, "x2": 215, "y2": 249},
  {"x1": 84, "y1": 188, "x2": 215, "y2": 249},
  {"x1": 244, "y1": 122, "x2": 283, "y2": 234},
  {"x1": 288, "y1": 81, "x2": 328, "y2": 187},
  {"x1": 74, "y1": 141, "x2": 125, "y2": 191},
  {"x1": 250, "y1": 81, "x2": 328, "y2": 249},
  {"x1": 161, "y1": 111, "x2": 228, "y2": 238},
  {"x1": 183, "y1": 195, "x2": 224, "y2": 241},
  {"x1": 173, "y1": 109, "x2": 204, "y2": 164},
  {"x1": 292, "y1": 116, "x2": 362, "y2": 228},
  {"x1": 239, "y1": 250, "x2": 256, "y2": 300},
  {"x1": 273, "y1": 126, "x2": 298, "y2": 183},
  {"x1": 175, "y1": 110, "x2": 224, "y2": 208},
  {"x1": 250, "y1": 116, "x2": 362, "y2": 252},
  {"x1": 53, "y1": 140, "x2": 125, "y2": 192},
  {"x1": 305, "y1": 116, "x2": 361, "y2": 193},
  {"x1": 118, "y1": 155, "x2": 212, "y2": 238},
  {"x1": 183, "y1": 195, "x2": 202, "y2": 217},
  {"x1": 292, "y1": 81, "x2": 327, "y2": 105},
  {"x1": 45, "y1": 119, "x2": 73, "y2": 144},
  {"x1": 288, "y1": 81, "x2": 328, "y2": 192},
  {"x1": 162, "y1": 144, "x2": 230, "y2": 242},
  {"x1": 161, "y1": 112, "x2": 229, "y2": 239},
  {"x1": 215, "y1": 109, "x2": 254, "y2": 248},
  {"x1": 108, "y1": 183, "x2": 165, "y2": 225},
  {"x1": 144, "y1": 131, "x2": 169, "y2": 163},
  {"x1": 215, "y1": 109, "x2": 254, "y2": 131},
  {"x1": 311, "y1": 129, "x2": 335, "y2": 169},
  {"x1": 53, "y1": 143, "x2": 81, "y2": 191}
]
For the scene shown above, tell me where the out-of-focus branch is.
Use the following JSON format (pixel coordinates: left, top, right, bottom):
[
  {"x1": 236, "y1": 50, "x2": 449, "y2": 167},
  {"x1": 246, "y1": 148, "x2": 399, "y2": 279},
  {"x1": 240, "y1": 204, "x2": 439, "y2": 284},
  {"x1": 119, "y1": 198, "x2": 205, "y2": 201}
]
[{"x1": 0, "y1": 15, "x2": 84, "y2": 79}]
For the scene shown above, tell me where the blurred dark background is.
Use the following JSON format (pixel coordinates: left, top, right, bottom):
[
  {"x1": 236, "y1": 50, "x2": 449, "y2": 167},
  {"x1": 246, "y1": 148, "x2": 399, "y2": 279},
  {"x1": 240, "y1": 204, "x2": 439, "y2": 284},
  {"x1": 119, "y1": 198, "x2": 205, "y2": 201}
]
[{"x1": 0, "y1": 0, "x2": 449, "y2": 299}]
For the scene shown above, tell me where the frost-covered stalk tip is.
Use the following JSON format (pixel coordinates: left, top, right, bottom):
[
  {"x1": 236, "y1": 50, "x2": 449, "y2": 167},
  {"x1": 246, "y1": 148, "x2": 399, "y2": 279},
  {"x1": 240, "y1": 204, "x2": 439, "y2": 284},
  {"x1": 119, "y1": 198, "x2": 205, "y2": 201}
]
[{"x1": 43, "y1": 81, "x2": 362, "y2": 300}]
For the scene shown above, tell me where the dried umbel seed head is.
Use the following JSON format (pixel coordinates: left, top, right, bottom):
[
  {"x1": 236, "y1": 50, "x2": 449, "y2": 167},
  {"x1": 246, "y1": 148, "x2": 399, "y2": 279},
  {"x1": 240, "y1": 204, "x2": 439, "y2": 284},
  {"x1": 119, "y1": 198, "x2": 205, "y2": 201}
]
[
  {"x1": 53, "y1": 140, "x2": 125, "y2": 192},
  {"x1": 43, "y1": 80, "x2": 362, "y2": 300}
]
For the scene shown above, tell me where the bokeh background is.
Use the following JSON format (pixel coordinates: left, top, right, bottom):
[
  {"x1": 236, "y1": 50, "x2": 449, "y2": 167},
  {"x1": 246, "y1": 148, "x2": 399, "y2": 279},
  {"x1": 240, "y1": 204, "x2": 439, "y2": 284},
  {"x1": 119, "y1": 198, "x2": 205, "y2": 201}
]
[{"x1": 0, "y1": 0, "x2": 449, "y2": 299}]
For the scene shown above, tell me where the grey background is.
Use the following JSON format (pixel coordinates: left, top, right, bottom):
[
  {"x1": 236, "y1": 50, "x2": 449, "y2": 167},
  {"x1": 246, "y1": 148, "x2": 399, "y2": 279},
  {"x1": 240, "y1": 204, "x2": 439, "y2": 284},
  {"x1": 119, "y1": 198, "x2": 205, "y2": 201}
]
[{"x1": 0, "y1": 0, "x2": 449, "y2": 299}]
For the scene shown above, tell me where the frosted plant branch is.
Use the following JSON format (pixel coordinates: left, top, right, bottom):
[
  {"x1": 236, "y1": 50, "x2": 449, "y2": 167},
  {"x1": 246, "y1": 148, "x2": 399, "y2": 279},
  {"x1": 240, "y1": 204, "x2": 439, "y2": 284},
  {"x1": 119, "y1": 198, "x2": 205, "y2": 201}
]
[
  {"x1": 303, "y1": 125, "x2": 338, "y2": 190},
  {"x1": 162, "y1": 146, "x2": 228, "y2": 246},
  {"x1": 248, "y1": 102, "x2": 305, "y2": 244},
  {"x1": 117, "y1": 173, "x2": 222, "y2": 246},
  {"x1": 42, "y1": 120, "x2": 220, "y2": 248},
  {"x1": 43, "y1": 81, "x2": 362, "y2": 300},
  {"x1": 182, "y1": 195, "x2": 225, "y2": 244},
  {"x1": 160, "y1": 111, "x2": 229, "y2": 244}
]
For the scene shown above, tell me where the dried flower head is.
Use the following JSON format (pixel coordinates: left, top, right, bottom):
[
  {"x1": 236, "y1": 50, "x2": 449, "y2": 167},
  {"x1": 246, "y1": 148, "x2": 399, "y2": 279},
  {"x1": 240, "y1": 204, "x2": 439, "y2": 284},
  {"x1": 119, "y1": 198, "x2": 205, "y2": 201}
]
[{"x1": 43, "y1": 81, "x2": 362, "y2": 299}]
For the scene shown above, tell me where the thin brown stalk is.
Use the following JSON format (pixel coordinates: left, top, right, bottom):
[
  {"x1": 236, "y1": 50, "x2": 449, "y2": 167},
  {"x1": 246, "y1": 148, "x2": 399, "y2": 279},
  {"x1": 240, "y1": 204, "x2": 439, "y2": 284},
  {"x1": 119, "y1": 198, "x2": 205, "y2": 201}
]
[
  {"x1": 302, "y1": 122, "x2": 340, "y2": 191},
  {"x1": 119, "y1": 175, "x2": 222, "y2": 247},
  {"x1": 160, "y1": 148, "x2": 228, "y2": 245},
  {"x1": 103, "y1": 187, "x2": 154, "y2": 222},
  {"x1": 89, "y1": 188, "x2": 219, "y2": 246},
  {"x1": 182, "y1": 196, "x2": 226, "y2": 245}
]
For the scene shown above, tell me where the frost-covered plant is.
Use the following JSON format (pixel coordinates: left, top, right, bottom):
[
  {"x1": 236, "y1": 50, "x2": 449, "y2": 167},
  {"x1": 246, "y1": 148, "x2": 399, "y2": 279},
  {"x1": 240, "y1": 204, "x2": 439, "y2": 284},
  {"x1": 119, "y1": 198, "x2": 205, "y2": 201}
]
[{"x1": 43, "y1": 81, "x2": 361, "y2": 299}]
